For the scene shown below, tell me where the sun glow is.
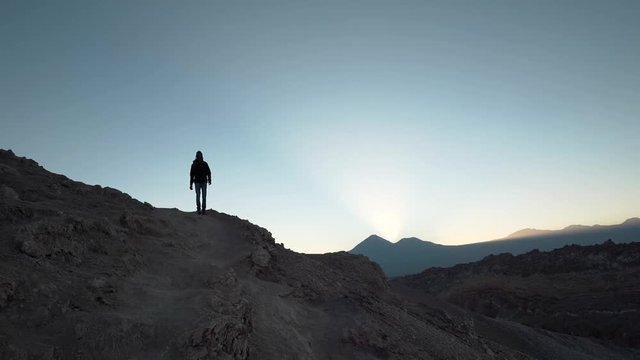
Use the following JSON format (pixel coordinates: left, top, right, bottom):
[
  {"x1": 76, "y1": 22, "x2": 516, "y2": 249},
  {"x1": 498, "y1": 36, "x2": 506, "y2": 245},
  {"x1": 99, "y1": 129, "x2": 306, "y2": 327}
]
[
  {"x1": 285, "y1": 119, "x2": 425, "y2": 242},
  {"x1": 359, "y1": 203, "x2": 405, "y2": 241},
  {"x1": 342, "y1": 180, "x2": 408, "y2": 241}
]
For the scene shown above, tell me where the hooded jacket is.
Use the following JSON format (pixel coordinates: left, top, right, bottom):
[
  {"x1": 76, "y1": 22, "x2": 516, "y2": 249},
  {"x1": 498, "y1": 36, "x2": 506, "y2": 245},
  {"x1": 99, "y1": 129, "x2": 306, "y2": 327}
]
[{"x1": 190, "y1": 159, "x2": 211, "y2": 186}]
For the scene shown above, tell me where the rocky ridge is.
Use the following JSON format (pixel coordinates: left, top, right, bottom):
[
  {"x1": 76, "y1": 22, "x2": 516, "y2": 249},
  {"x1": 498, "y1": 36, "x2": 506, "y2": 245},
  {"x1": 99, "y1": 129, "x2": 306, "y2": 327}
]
[
  {"x1": 1, "y1": 149, "x2": 638, "y2": 359},
  {"x1": 394, "y1": 241, "x2": 640, "y2": 349}
]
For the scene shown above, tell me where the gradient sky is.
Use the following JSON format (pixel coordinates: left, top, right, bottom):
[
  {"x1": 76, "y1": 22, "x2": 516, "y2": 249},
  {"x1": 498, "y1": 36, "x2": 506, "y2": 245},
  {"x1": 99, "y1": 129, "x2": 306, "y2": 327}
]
[{"x1": 2, "y1": 0, "x2": 639, "y2": 253}]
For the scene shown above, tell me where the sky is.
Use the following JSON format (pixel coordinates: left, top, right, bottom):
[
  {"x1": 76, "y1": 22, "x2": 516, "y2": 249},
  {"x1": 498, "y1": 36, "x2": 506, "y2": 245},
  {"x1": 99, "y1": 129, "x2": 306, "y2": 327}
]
[{"x1": 1, "y1": 0, "x2": 639, "y2": 253}]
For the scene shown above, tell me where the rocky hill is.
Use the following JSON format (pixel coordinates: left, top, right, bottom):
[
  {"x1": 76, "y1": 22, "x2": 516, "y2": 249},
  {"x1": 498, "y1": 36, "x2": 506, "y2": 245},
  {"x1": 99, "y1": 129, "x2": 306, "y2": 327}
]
[
  {"x1": 393, "y1": 241, "x2": 640, "y2": 349},
  {"x1": 1, "y1": 149, "x2": 638, "y2": 359},
  {"x1": 351, "y1": 220, "x2": 640, "y2": 277}
]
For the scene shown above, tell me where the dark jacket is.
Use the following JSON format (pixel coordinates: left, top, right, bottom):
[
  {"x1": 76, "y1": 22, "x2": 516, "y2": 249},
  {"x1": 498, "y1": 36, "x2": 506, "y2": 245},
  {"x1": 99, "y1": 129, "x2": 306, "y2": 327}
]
[{"x1": 190, "y1": 160, "x2": 211, "y2": 185}]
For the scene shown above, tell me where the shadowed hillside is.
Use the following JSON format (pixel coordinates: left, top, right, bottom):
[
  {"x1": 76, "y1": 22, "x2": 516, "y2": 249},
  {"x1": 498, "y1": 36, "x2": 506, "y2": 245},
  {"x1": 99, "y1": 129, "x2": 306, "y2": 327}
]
[
  {"x1": 1, "y1": 149, "x2": 638, "y2": 359},
  {"x1": 393, "y1": 241, "x2": 640, "y2": 349},
  {"x1": 351, "y1": 220, "x2": 640, "y2": 277}
]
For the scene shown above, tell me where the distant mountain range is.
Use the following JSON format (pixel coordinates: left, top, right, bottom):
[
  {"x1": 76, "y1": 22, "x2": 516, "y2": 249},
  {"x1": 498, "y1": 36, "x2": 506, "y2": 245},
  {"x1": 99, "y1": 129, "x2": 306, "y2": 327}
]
[{"x1": 350, "y1": 218, "x2": 640, "y2": 277}]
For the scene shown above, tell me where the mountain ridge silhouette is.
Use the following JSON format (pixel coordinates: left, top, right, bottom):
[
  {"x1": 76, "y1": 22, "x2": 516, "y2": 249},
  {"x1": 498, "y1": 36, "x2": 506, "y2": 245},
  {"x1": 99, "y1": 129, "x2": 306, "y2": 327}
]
[{"x1": 351, "y1": 218, "x2": 640, "y2": 277}]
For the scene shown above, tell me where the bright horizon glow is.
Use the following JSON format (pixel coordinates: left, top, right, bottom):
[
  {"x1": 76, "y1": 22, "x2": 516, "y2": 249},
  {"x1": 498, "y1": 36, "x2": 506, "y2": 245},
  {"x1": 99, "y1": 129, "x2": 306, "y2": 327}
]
[
  {"x1": 361, "y1": 216, "x2": 640, "y2": 246},
  {"x1": 1, "y1": 1, "x2": 639, "y2": 253}
]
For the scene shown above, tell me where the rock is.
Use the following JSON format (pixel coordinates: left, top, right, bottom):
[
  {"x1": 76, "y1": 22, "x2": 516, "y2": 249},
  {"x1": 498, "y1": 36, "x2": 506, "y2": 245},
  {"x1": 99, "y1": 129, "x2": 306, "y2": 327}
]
[
  {"x1": 185, "y1": 299, "x2": 252, "y2": 360},
  {"x1": 0, "y1": 282, "x2": 16, "y2": 308},
  {"x1": 0, "y1": 149, "x2": 15, "y2": 157},
  {"x1": 90, "y1": 278, "x2": 109, "y2": 289},
  {"x1": 19, "y1": 156, "x2": 40, "y2": 167},
  {"x1": 20, "y1": 239, "x2": 46, "y2": 258},
  {"x1": 74, "y1": 321, "x2": 89, "y2": 339},
  {"x1": 0, "y1": 163, "x2": 19, "y2": 176},
  {"x1": 28, "y1": 306, "x2": 51, "y2": 328},
  {"x1": 250, "y1": 247, "x2": 271, "y2": 268},
  {"x1": 0, "y1": 185, "x2": 19, "y2": 201}
]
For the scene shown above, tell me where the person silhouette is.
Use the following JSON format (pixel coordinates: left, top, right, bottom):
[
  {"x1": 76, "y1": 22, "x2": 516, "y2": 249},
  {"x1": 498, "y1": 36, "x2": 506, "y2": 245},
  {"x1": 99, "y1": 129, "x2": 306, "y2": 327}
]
[{"x1": 189, "y1": 151, "x2": 212, "y2": 215}]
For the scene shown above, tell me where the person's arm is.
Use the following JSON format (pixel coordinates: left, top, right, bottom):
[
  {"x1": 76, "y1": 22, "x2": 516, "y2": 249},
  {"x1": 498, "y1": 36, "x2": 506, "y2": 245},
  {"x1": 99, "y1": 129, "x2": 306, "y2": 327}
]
[
  {"x1": 189, "y1": 163, "x2": 195, "y2": 190},
  {"x1": 206, "y1": 163, "x2": 212, "y2": 185}
]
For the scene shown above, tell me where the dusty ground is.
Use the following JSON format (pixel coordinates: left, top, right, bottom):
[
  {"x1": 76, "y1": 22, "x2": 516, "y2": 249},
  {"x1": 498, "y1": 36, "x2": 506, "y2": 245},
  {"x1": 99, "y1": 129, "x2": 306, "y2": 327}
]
[{"x1": 1, "y1": 149, "x2": 638, "y2": 359}]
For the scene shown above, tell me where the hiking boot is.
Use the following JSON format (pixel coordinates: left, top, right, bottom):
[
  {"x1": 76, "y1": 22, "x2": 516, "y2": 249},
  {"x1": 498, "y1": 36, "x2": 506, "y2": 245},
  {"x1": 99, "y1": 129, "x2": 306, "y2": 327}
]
[{"x1": 201, "y1": 209, "x2": 206, "y2": 215}]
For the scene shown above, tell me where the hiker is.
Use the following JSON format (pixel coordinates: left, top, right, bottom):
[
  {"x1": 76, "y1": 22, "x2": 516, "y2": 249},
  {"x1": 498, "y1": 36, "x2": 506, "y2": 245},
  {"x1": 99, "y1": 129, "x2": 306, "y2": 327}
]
[{"x1": 189, "y1": 151, "x2": 212, "y2": 215}]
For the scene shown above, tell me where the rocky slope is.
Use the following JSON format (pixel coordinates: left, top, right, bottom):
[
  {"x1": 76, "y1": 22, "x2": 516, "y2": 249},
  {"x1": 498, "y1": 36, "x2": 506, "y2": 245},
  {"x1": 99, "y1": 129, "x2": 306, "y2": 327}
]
[
  {"x1": 393, "y1": 241, "x2": 640, "y2": 349},
  {"x1": 1, "y1": 149, "x2": 638, "y2": 359}
]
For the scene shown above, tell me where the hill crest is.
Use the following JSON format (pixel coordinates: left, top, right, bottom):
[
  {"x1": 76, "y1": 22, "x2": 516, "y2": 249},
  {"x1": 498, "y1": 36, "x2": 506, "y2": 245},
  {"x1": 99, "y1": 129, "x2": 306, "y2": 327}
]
[{"x1": 2, "y1": 148, "x2": 637, "y2": 359}]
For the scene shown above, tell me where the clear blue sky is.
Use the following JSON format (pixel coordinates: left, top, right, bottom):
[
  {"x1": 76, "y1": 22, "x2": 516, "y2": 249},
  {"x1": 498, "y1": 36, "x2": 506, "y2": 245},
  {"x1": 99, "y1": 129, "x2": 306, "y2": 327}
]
[{"x1": 2, "y1": 0, "x2": 639, "y2": 253}]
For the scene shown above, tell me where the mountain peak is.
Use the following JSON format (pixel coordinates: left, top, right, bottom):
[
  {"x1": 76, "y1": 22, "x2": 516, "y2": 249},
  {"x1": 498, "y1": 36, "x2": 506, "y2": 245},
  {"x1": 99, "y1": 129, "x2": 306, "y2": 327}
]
[
  {"x1": 506, "y1": 228, "x2": 551, "y2": 239},
  {"x1": 622, "y1": 217, "x2": 640, "y2": 226},
  {"x1": 363, "y1": 234, "x2": 391, "y2": 244},
  {"x1": 398, "y1": 237, "x2": 422, "y2": 242},
  {"x1": 563, "y1": 224, "x2": 590, "y2": 232},
  {"x1": 350, "y1": 234, "x2": 392, "y2": 253},
  {"x1": 396, "y1": 237, "x2": 437, "y2": 245}
]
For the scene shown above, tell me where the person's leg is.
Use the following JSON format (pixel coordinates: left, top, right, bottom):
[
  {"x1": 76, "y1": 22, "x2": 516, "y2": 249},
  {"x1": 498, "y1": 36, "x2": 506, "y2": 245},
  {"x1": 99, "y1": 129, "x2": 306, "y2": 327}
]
[
  {"x1": 201, "y1": 184, "x2": 207, "y2": 214},
  {"x1": 195, "y1": 184, "x2": 202, "y2": 213}
]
